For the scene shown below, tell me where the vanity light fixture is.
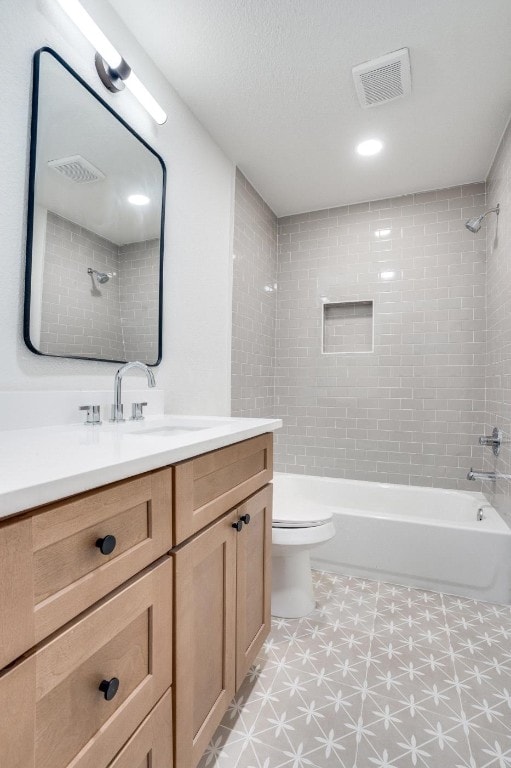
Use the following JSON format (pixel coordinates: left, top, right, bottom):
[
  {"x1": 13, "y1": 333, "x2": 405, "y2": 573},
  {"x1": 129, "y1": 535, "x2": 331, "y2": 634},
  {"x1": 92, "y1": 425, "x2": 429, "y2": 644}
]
[
  {"x1": 55, "y1": 0, "x2": 167, "y2": 124},
  {"x1": 356, "y1": 139, "x2": 383, "y2": 156},
  {"x1": 128, "y1": 194, "x2": 150, "y2": 206}
]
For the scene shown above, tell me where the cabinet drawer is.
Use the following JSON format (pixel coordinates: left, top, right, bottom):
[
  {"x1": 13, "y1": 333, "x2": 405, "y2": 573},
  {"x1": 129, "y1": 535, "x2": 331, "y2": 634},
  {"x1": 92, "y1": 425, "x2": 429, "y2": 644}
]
[
  {"x1": 173, "y1": 433, "x2": 272, "y2": 543},
  {"x1": 108, "y1": 690, "x2": 172, "y2": 768},
  {"x1": 0, "y1": 557, "x2": 172, "y2": 768},
  {"x1": 0, "y1": 468, "x2": 172, "y2": 669}
]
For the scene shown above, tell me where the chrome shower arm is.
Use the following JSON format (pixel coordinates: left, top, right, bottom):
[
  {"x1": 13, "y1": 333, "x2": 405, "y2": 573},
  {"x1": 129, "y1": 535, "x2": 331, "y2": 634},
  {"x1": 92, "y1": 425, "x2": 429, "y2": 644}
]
[{"x1": 480, "y1": 204, "x2": 500, "y2": 221}]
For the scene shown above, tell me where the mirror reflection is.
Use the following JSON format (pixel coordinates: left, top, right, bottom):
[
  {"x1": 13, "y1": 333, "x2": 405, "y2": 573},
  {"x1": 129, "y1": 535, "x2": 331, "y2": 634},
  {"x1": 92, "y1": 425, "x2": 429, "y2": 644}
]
[{"x1": 25, "y1": 48, "x2": 165, "y2": 365}]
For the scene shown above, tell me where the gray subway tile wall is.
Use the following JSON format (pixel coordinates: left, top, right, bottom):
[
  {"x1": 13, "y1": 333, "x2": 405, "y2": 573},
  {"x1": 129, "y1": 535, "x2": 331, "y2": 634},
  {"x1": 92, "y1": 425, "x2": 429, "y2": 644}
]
[
  {"x1": 39, "y1": 212, "x2": 159, "y2": 363},
  {"x1": 275, "y1": 184, "x2": 487, "y2": 489},
  {"x1": 231, "y1": 168, "x2": 278, "y2": 418},
  {"x1": 118, "y1": 238, "x2": 160, "y2": 364},
  {"x1": 232, "y1": 173, "x2": 489, "y2": 490},
  {"x1": 484, "y1": 119, "x2": 511, "y2": 520},
  {"x1": 40, "y1": 212, "x2": 124, "y2": 359}
]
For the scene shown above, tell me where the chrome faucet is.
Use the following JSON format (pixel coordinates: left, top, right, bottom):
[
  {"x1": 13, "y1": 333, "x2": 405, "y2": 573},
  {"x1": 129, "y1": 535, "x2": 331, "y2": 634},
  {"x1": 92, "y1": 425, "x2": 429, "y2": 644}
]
[
  {"x1": 110, "y1": 361, "x2": 156, "y2": 422},
  {"x1": 467, "y1": 468, "x2": 497, "y2": 481}
]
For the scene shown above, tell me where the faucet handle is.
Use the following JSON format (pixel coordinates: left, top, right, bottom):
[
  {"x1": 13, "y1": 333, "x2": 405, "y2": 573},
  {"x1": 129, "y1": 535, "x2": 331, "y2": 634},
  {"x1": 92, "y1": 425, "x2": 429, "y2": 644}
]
[
  {"x1": 79, "y1": 405, "x2": 102, "y2": 425},
  {"x1": 478, "y1": 427, "x2": 502, "y2": 456},
  {"x1": 130, "y1": 402, "x2": 148, "y2": 421}
]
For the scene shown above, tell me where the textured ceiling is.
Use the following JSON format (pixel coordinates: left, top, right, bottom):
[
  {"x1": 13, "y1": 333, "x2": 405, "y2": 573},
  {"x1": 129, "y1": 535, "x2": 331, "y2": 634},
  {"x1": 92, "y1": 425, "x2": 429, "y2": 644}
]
[{"x1": 109, "y1": 0, "x2": 511, "y2": 215}]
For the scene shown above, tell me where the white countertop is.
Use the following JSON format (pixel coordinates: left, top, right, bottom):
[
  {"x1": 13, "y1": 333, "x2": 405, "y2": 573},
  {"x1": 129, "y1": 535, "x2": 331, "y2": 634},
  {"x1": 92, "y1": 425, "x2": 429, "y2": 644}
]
[{"x1": 0, "y1": 415, "x2": 282, "y2": 519}]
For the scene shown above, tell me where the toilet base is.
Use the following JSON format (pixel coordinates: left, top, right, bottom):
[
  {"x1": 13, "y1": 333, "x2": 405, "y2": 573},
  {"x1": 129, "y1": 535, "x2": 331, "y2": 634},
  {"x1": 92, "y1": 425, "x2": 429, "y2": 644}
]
[{"x1": 271, "y1": 549, "x2": 316, "y2": 619}]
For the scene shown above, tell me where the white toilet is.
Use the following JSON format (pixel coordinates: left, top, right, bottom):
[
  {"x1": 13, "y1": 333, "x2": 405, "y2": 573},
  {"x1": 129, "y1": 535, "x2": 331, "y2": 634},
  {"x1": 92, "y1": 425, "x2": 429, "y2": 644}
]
[{"x1": 271, "y1": 484, "x2": 335, "y2": 619}]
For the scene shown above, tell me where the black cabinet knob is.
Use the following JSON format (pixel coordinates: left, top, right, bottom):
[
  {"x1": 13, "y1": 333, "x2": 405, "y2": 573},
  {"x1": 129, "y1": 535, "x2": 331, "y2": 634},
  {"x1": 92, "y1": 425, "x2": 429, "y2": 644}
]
[
  {"x1": 96, "y1": 535, "x2": 117, "y2": 555},
  {"x1": 99, "y1": 677, "x2": 119, "y2": 701},
  {"x1": 240, "y1": 514, "x2": 251, "y2": 525},
  {"x1": 232, "y1": 520, "x2": 243, "y2": 532}
]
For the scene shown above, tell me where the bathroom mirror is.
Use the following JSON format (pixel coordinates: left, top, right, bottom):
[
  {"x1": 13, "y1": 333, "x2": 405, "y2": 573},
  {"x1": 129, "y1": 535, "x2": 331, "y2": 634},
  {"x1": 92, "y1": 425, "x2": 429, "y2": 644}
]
[{"x1": 24, "y1": 48, "x2": 165, "y2": 365}]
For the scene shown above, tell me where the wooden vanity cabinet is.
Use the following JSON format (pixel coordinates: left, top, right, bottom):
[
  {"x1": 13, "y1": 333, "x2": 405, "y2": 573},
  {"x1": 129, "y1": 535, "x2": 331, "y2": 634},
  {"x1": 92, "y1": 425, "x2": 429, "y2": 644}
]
[
  {"x1": 0, "y1": 432, "x2": 273, "y2": 768},
  {"x1": 174, "y1": 483, "x2": 272, "y2": 768}
]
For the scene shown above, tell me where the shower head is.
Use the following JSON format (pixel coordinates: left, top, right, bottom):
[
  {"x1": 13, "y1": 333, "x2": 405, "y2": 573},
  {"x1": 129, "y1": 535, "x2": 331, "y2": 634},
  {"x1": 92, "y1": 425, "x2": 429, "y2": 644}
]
[
  {"x1": 465, "y1": 204, "x2": 500, "y2": 233},
  {"x1": 87, "y1": 267, "x2": 116, "y2": 284}
]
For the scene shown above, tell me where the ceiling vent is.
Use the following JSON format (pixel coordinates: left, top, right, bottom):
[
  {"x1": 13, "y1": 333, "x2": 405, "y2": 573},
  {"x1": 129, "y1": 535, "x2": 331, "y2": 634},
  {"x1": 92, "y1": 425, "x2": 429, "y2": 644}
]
[
  {"x1": 47, "y1": 155, "x2": 105, "y2": 184},
  {"x1": 352, "y1": 48, "x2": 411, "y2": 109}
]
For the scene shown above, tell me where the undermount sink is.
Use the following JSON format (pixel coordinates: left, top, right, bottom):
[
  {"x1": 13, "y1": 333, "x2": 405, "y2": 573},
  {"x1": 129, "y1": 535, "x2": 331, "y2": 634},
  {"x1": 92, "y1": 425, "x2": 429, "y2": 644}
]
[
  {"x1": 126, "y1": 417, "x2": 237, "y2": 437},
  {"x1": 132, "y1": 425, "x2": 209, "y2": 437}
]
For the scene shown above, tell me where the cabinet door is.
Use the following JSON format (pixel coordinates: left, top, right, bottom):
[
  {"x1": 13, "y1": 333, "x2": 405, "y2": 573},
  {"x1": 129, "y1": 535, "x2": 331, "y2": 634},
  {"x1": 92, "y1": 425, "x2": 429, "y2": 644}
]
[
  {"x1": 173, "y1": 511, "x2": 237, "y2": 768},
  {"x1": 235, "y1": 484, "x2": 272, "y2": 688}
]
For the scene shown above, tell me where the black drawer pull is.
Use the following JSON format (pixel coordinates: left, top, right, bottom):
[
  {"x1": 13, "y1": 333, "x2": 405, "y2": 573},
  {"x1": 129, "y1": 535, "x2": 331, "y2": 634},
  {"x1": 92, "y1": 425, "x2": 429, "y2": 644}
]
[
  {"x1": 99, "y1": 677, "x2": 120, "y2": 701},
  {"x1": 95, "y1": 535, "x2": 117, "y2": 555},
  {"x1": 232, "y1": 520, "x2": 243, "y2": 532},
  {"x1": 240, "y1": 514, "x2": 251, "y2": 525}
]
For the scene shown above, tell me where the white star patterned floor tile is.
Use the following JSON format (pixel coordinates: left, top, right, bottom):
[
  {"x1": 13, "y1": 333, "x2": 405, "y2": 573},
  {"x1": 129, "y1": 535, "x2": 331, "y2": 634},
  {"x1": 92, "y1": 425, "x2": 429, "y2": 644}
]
[{"x1": 198, "y1": 571, "x2": 511, "y2": 768}]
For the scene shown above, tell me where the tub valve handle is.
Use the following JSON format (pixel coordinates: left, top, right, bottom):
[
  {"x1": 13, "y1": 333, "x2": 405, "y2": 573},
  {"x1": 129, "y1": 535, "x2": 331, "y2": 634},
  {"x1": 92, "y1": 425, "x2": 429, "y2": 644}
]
[{"x1": 479, "y1": 427, "x2": 502, "y2": 456}]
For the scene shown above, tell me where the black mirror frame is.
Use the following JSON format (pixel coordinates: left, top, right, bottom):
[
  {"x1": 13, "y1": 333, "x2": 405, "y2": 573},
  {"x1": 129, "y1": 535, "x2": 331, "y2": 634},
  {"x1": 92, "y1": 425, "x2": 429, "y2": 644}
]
[{"x1": 24, "y1": 47, "x2": 166, "y2": 366}]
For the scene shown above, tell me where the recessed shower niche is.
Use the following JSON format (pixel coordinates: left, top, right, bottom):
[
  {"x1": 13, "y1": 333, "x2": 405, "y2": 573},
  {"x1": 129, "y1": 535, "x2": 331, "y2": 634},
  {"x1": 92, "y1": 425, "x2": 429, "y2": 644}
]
[{"x1": 322, "y1": 300, "x2": 374, "y2": 354}]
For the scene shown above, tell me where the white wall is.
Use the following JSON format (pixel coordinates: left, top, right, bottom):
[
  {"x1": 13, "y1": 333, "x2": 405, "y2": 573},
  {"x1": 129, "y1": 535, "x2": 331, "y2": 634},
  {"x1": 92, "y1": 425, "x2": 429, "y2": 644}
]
[{"x1": 0, "y1": 0, "x2": 234, "y2": 415}]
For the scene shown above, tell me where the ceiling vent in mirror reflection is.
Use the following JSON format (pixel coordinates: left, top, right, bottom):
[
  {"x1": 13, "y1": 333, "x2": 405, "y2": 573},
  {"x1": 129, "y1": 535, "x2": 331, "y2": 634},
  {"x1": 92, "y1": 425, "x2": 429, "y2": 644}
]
[{"x1": 48, "y1": 155, "x2": 105, "y2": 184}]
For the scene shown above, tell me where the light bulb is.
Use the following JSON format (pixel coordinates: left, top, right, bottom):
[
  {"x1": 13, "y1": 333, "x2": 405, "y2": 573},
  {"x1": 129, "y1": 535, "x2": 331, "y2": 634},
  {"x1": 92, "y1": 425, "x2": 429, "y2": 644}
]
[
  {"x1": 55, "y1": 0, "x2": 122, "y2": 69},
  {"x1": 124, "y1": 72, "x2": 167, "y2": 125},
  {"x1": 128, "y1": 194, "x2": 150, "y2": 206},
  {"x1": 356, "y1": 139, "x2": 383, "y2": 157}
]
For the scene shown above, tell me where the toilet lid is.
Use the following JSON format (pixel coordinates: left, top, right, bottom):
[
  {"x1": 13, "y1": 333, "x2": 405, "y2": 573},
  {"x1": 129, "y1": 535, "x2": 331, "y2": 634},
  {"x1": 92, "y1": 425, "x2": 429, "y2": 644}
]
[{"x1": 273, "y1": 503, "x2": 334, "y2": 529}]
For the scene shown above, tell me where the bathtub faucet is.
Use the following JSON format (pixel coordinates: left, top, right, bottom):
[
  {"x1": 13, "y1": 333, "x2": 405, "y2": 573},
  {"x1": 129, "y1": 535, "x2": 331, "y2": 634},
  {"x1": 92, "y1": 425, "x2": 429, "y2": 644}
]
[{"x1": 467, "y1": 468, "x2": 497, "y2": 481}]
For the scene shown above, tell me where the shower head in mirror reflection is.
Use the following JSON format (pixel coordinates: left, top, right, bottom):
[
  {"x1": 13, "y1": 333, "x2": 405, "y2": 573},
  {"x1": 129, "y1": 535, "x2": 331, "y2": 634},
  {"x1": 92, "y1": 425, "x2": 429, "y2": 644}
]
[
  {"x1": 88, "y1": 267, "x2": 116, "y2": 284},
  {"x1": 465, "y1": 203, "x2": 500, "y2": 233}
]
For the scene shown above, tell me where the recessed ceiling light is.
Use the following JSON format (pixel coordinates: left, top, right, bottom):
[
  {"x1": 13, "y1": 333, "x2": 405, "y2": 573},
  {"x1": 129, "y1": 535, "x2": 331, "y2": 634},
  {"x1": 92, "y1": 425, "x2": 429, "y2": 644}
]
[
  {"x1": 128, "y1": 194, "x2": 150, "y2": 206},
  {"x1": 356, "y1": 139, "x2": 383, "y2": 157},
  {"x1": 375, "y1": 228, "x2": 392, "y2": 239},
  {"x1": 380, "y1": 270, "x2": 396, "y2": 280}
]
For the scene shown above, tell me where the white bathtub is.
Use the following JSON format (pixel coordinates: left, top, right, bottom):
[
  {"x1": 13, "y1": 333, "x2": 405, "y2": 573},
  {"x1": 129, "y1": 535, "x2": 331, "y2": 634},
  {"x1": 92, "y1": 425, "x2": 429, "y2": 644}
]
[{"x1": 273, "y1": 473, "x2": 511, "y2": 604}]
